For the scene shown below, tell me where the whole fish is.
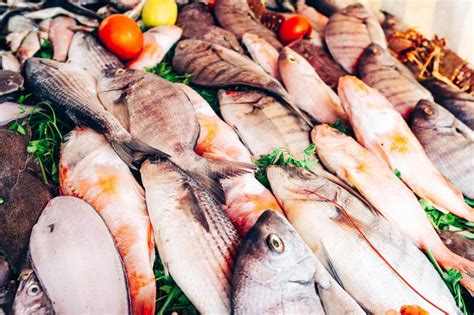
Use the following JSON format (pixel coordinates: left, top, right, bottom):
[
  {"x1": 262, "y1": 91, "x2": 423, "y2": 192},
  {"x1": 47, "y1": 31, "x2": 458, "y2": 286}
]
[
  {"x1": 68, "y1": 31, "x2": 123, "y2": 80},
  {"x1": 0, "y1": 70, "x2": 23, "y2": 96},
  {"x1": 49, "y1": 16, "x2": 75, "y2": 62},
  {"x1": 127, "y1": 25, "x2": 183, "y2": 70},
  {"x1": 0, "y1": 102, "x2": 39, "y2": 126},
  {"x1": 279, "y1": 47, "x2": 347, "y2": 124},
  {"x1": 358, "y1": 44, "x2": 434, "y2": 119},
  {"x1": 242, "y1": 33, "x2": 280, "y2": 80},
  {"x1": 338, "y1": 76, "x2": 474, "y2": 222},
  {"x1": 177, "y1": 2, "x2": 214, "y2": 26},
  {"x1": 325, "y1": 3, "x2": 387, "y2": 74},
  {"x1": 218, "y1": 89, "x2": 312, "y2": 159},
  {"x1": 172, "y1": 39, "x2": 311, "y2": 125},
  {"x1": 214, "y1": 0, "x2": 282, "y2": 49},
  {"x1": 15, "y1": 31, "x2": 41, "y2": 62},
  {"x1": 287, "y1": 39, "x2": 346, "y2": 90},
  {"x1": 140, "y1": 160, "x2": 240, "y2": 314},
  {"x1": 29, "y1": 196, "x2": 130, "y2": 314},
  {"x1": 423, "y1": 79, "x2": 474, "y2": 129},
  {"x1": 98, "y1": 68, "x2": 255, "y2": 203},
  {"x1": 411, "y1": 100, "x2": 474, "y2": 199},
  {"x1": 24, "y1": 58, "x2": 166, "y2": 168},
  {"x1": 439, "y1": 232, "x2": 474, "y2": 262},
  {"x1": 59, "y1": 128, "x2": 156, "y2": 315},
  {"x1": 232, "y1": 210, "x2": 324, "y2": 314},
  {"x1": 312, "y1": 124, "x2": 474, "y2": 293},
  {"x1": 12, "y1": 269, "x2": 53, "y2": 315},
  {"x1": 267, "y1": 165, "x2": 461, "y2": 314}
]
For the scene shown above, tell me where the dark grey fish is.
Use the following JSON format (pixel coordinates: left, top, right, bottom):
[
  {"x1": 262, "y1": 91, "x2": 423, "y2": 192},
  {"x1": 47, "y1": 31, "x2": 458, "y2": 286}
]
[
  {"x1": 67, "y1": 31, "x2": 123, "y2": 80},
  {"x1": 288, "y1": 39, "x2": 346, "y2": 90},
  {"x1": 232, "y1": 210, "x2": 325, "y2": 314},
  {"x1": 422, "y1": 79, "x2": 474, "y2": 129},
  {"x1": 172, "y1": 39, "x2": 311, "y2": 125},
  {"x1": 411, "y1": 100, "x2": 474, "y2": 199},
  {"x1": 440, "y1": 231, "x2": 474, "y2": 262},
  {"x1": 214, "y1": 0, "x2": 282, "y2": 50},
  {"x1": 42, "y1": 0, "x2": 102, "y2": 21},
  {"x1": 12, "y1": 269, "x2": 53, "y2": 315},
  {"x1": 325, "y1": 3, "x2": 387, "y2": 74},
  {"x1": 0, "y1": 70, "x2": 23, "y2": 96},
  {"x1": 359, "y1": 43, "x2": 433, "y2": 119},
  {"x1": 177, "y1": 2, "x2": 214, "y2": 26},
  {"x1": 24, "y1": 58, "x2": 167, "y2": 168},
  {"x1": 179, "y1": 22, "x2": 244, "y2": 53}
]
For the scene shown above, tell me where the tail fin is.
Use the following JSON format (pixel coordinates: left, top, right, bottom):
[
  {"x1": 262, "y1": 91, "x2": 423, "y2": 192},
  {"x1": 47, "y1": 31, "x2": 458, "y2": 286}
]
[
  {"x1": 436, "y1": 245, "x2": 474, "y2": 295},
  {"x1": 111, "y1": 137, "x2": 170, "y2": 170}
]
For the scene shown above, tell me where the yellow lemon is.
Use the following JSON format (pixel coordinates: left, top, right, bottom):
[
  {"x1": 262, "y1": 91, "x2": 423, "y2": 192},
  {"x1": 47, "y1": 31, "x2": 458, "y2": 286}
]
[{"x1": 142, "y1": 0, "x2": 178, "y2": 27}]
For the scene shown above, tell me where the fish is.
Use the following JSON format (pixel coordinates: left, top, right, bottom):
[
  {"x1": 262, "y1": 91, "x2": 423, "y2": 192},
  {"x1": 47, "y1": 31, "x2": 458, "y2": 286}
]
[
  {"x1": 24, "y1": 58, "x2": 166, "y2": 168},
  {"x1": 42, "y1": 0, "x2": 102, "y2": 21},
  {"x1": 411, "y1": 100, "x2": 474, "y2": 199},
  {"x1": 6, "y1": 15, "x2": 37, "y2": 33},
  {"x1": 59, "y1": 127, "x2": 156, "y2": 315},
  {"x1": 306, "y1": 0, "x2": 354, "y2": 17},
  {"x1": 68, "y1": 31, "x2": 123, "y2": 81},
  {"x1": 242, "y1": 33, "x2": 280, "y2": 80},
  {"x1": 24, "y1": 7, "x2": 99, "y2": 28},
  {"x1": 0, "y1": 70, "x2": 23, "y2": 96},
  {"x1": 296, "y1": 1, "x2": 328, "y2": 34},
  {"x1": 6, "y1": 30, "x2": 29, "y2": 54},
  {"x1": 0, "y1": 51, "x2": 21, "y2": 72},
  {"x1": 214, "y1": 0, "x2": 282, "y2": 49},
  {"x1": 49, "y1": 16, "x2": 76, "y2": 62},
  {"x1": 287, "y1": 39, "x2": 346, "y2": 90},
  {"x1": 358, "y1": 43, "x2": 434, "y2": 119},
  {"x1": 29, "y1": 196, "x2": 130, "y2": 314},
  {"x1": 177, "y1": 2, "x2": 215, "y2": 26},
  {"x1": 15, "y1": 31, "x2": 41, "y2": 62},
  {"x1": 422, "y1": 79, "x2": 474, "y2": 130},
  {"x1": 12, "y1": 269, "x2": 53, "y2": 315},
  {"x1": 0, "y1": 102, "x2": 40, "y2": 126},
  {"x1": 279, "y1": 47, "x2": 347, "y2": 124},
  {"x1": 127, "y1": 25, "x2": 183, "y2": 70},
  {"x1": 338, "y1": 76, "x2": 474, "y2": 222},
  {"x1": 311, "y1": 124, "x2": 474, "y2": 293},
  {"x1": 140, "y1": 159, "x2": 240, "y2": 314},
  {"x1": 325, "y1": 3, "x2": 387, "y2": 74},
  {"x1": 97, "y1": 68, "x2": 255, "y2": 203},
  {"x1": 267, "y1": 165, "x2": 461, "y2": 314},
  {"x1": 439, "y1": 232, "x2": 474, "y2": 262},
  {"x1": 218, "y1": 89, "x2": 312, "y2": 159},
  {"x1": 178, "y1": 83, "x2": 283, "y2": 237},
  {"x1": 172, "y1": 39, "x2": 311, "y2": 125}
]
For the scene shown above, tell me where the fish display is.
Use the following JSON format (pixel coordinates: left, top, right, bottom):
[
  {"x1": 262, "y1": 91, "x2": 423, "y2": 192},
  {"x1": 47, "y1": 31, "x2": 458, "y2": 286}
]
[
  {"x1": 59, "y1": 127, "x2": 156, "y2": 315},
  {"x1": 29, "y1": 197, "x2": 130, "y2": 314},
  {"x1": 338, "y1": 76, "x2": 474, "y2": 222},
  {"x1": 242, "y1": 33, "x2": 280, "y2": 79},
  {"x1": 12, "y1": 268, "x2": 53, "y2": 315}
]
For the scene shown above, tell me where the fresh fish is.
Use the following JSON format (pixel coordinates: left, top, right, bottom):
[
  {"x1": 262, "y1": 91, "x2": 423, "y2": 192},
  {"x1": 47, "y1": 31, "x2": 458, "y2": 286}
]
[
  {"x1": 423, "y1": 79, "x2": 474, "y2": 129},
  {"x1": 242, "y1": 33, "x2": 280, "y2": 80},
  {"x1": 232, "y1": 210, "x2": 324, "y2": 314},
  {"x1": 49, "y1": 16, "x2": 75, "y2": 62},
  {"x1": 59, "y1": 128, "x2": 156, "y2": 315},
  {"x1": 97, "y1": 68, "x2": 255, "y2": 203},
  {"x1": 358, "y1": 44, "x2": 434, "y2": 118},
  {"x1": 279, "y1": 47, "x2": 347, "y2": 124},
  {"x1": 172, "y1": 39, "x2": 311, "y2": 125},
  {"x1": 68, "y1": 31, "x2": 123, "y2": 80},
  {"x1": 296, "y1": 1, "x2": 328, "y2": 34},
  {"x1": 127, "y1": 25, "x2": 183, "y2": 70},
  {"x1": 312, "y1": 124, "x2": 474, "y2": 292},
  {"x1": 177, "y1": 2, "x2": 214, "y2": 26},
  {"x1": 140, "y1": 159, "x2": 240, "y2": 314},
  {"x1": 0, "y1": 101, "x2": 39, "y2": 126},
  {"x1": 0, "y1": 70, "x2": 23, "y2": 96},
  {"x1": 439, "y1": 232, "x2": 474, "y2": 262},
  {"x1": 6, "y1": 30, "x2": 29, "y2": 53},
  {"x1": 12, "y1": 269, "x2": 53, "y2": 315},
  {"x1": 218, "y1": 89, "x2": 312, "y2": 159},
  {"x1": 24, "y1": 58, "x2": 166, "y2": 168},
  {"x1": 16, "y1": 31, "x2": 41, "y2": 62},
  {"x1": 338, "y1": 76, "x2": 474, "y2": 222},
  {"x1": 411, "y1": 100, "x2": 474, "y2": 199},
  {"x1": 0, "y1": 51, "x2": 21, "y2": 72},
  {"x1": 6, "y1": 15, "x2": 37, "y2": 33},
  {"x1": 287, "y1": 40, "x2": 346, "y2": 90},
  {"x1": 214, "y1": 0, "x2": 282, "y2": 49},
  {"x1": 178, "y1": 83, "x2": 283, "y2": 237},
  {"x1": 29, "y1": 196, "x2": 130, "y2": 314},
  {"x1": 325, "y1": 3, "x2": 387, "y2": 74},
  {"x1": 42, "y1": 0, "x2": 103, "y2": 21},
  {"x1": 111, "y1": 0, "x2": 142, "y2": 10},
  {"x1": 267, "y1": 165, "x2": 461, "y2": 314},
  {"x1": 24, "y1": 7, "x2": 98, "y2": 28}
]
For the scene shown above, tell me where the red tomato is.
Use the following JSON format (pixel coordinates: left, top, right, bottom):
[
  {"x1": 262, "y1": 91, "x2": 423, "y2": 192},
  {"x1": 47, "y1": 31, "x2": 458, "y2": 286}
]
[
  {"x1": 278, "y1": 15, "x2": 312, "y2": 45},
  {"x1": 207, "y1": 0, "x2": 217, "y2": 9},
  {"x1": 98, "y1": 14, "x2": 143, "y2": 60}
]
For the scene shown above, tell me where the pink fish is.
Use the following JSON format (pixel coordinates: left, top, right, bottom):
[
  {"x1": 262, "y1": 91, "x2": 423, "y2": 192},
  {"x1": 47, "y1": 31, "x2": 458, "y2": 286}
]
[{"x1": 49, "y1": 16, "x2": 76, "y2": 62}]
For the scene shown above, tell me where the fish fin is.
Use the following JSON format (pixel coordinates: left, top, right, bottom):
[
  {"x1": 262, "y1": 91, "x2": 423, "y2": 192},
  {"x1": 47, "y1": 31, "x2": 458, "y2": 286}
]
[
  {"x1": 280, "y1": 93, "x2": 315, "y2": 127},
  {"x1": 181, "y1": 182, "x2": 211, "y2": 232},
  {"x1": 110, "y1": 137, "x2": 169, "y2": 170},
  {"x1": 319, "y1": 242, "x2": 345, "y2": 289}
]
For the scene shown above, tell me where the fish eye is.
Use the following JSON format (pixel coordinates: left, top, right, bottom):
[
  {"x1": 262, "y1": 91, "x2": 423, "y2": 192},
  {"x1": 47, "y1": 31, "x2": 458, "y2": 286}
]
[
  {"x1": 115, "y1": 68, "x2": 126, "y2": 75},
  {"x1": 423, "y1": 106, "x2": 434, "y2": 116},
  {"x1": 179, "y1": 43, "x2": 188, "y2": 49},
  {"x1": 266, "y1": 233, "x2": 285, "y2": 253},
  {"x1": 27, "y1": 285, "x2": 41, "y2": 296},
  {"x1": 287, "y1": 54, "x2": 297, "y2": 63}
]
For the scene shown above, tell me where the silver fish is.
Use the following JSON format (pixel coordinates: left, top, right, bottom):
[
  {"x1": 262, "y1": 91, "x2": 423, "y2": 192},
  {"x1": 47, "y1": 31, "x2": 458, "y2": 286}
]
[
  {"x1": 12, "y1": 269, "x2": 53, "y2": 315},
  {"x1": 24, "y1": 7, "x2": 98, "y2": 28},
  {"x1": 0, "y1": 51, "x2": 21, "y2": 72}
]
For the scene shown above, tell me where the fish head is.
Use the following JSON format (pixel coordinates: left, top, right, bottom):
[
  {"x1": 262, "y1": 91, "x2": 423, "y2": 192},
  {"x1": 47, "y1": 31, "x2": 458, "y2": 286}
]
[
  {"x1": 12, "y1": 269, "x2": 53, "y2": 314},
  {"x1": 360, "y1": 43, "x2": 395, "y2": 67},
  {"x1": 174, "y1": 39, "x2": 209, "y2": 57},
  {"x1": 278, "y1": 47, "x2": 314, "y2": 79},
  {"x1": 97, "y1": 67, "x2": 144, "y2": 93},
  {"x1": 411, "y1": 99, "x2": 453, "y2": 128}
]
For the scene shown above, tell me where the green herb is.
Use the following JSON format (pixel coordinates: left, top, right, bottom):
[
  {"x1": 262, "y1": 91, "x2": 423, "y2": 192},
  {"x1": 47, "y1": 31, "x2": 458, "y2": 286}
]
[
  {"x1": 330, "y1": 119, "x2": 348, "y2": 134},
  {"x1": 254, "y1": 144, "x2": 318, "y2": 188},
  {"x1": 465, "y1": 197, "x2": 474, "y2": 207},
  {"x1": 35, "y1": 39, "x2": 53, "y2": 60},
  {"x1": 394, "y1": 168, "x2": 401, "y2": 179},
  {"x1": 0, "y1": 196, "x2": 4, "y2": 204}
]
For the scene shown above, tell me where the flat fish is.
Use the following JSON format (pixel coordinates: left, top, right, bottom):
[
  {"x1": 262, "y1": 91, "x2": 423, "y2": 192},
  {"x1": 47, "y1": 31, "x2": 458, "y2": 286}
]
[
  {"x1": 59, "y1": 127, "x2": 156, "y2": 315},
  {"x1": 242, "y1": 33, "x2": 280, "y2": 80},
  {"x1": 267, "y1": 165, "x2": 461, "y2": 314},
  {"x1": 358, "y1": 43, "x2": 434, "y2": 119},
  {"x1": 325, "y1": 3, "x2": 387, "y2": 74},
  {"x1": 29, "y1": 196, "x2": 130, "y2": 314},
  {"x1": 24, "y1": 58, "x2": 166, "y2": 168},
  {"x1": 214, "y1": 0, "x2": 282, "y2": 49},
  {"x1": 288, "y1": 39, "x2": 346, "y2": 90},
  {"x1": 411, "y1": 100, "x2": 474, "y2": 199},
  {"x1": 423, "y1": 79, "x2": 474, "y2": 129},
  {"x1": 140, "y1": 160, "x2": 240, "y2": 314},
  {"x1": 49, "y1": 16, "x2": 75, "y2": 62}
]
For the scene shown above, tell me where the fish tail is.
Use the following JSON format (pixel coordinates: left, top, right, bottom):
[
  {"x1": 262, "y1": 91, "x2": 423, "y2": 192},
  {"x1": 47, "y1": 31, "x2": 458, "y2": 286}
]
[
  {"x1": 110, "y1": 137, "x2": 170, "y2": 170},
  {"x1": 131, "y1": 281, "x2": 157, "y2": 315},
  {"x1": 435, "y1": 246, "x2": 474, "y2": 294}
]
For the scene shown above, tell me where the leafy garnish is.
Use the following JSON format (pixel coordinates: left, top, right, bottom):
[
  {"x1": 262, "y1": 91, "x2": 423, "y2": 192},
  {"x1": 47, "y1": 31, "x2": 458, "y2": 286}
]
[
  {"x1": 465, "y1": 197, "x2": 474, "y2": 207},
  {"x1": 394, "y1": 168, "x2": 401, "y2": 179},
  {"x1": 35, "y1": 39, "x2": 53, "y2": 60},
  {"x1": 254, "y1": 144, "x2": 318, "y2": 188},
  {"x1": 330, "y1": 119, "x2": 348, "y2": 134}
]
